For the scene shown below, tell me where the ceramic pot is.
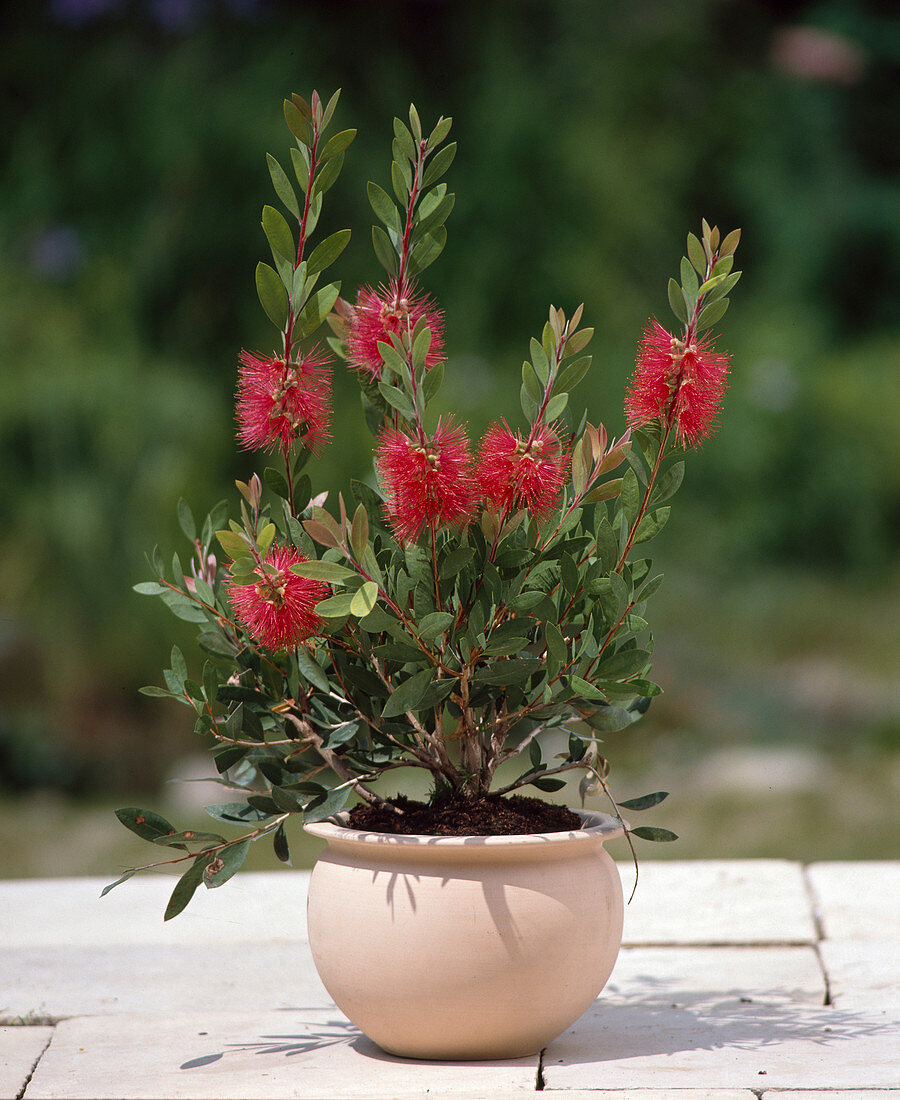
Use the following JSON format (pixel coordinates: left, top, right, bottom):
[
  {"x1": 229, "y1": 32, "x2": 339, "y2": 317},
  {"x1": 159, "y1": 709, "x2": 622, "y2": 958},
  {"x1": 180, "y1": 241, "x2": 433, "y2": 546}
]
[{"x1": 303, "y1": 808, "x2": 624, "y2": 1060}]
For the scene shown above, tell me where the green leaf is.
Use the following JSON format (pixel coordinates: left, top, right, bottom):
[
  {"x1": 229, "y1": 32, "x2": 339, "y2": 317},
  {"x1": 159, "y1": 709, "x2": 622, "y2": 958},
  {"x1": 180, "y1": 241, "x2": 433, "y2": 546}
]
[
  {"x1": 530, "y1": 337, "x2": 550, "y2": 385},
  {"x1": 372, "y1": 225, "x2": 399, "y2": 275},
  {"x1": 529, "y1": 777, "x2": 567, "y2": 792},
  {"x1": 408, "y1": 227, "x2": 447, "y2": 275},
  {"x1": 295, "y1": 282, "x2": 340, "y2": 338},
  {"x1": 393, "y1": 117, "x2": 416, "y2": 161},
  {"x1": 177, "y1": 498, "x2": 196, "y2": 542},
  {"x1": 100, "y1": 870, "x2": 137, "y2": 898},
  {"x1": 297, "y1": 649, "x2": 330, "y2": 693},
  {"x1": 597, "y1": 648, "x2": 651, "y2": 679},
  {"x1": 687, "y1": 232, "x2": 706, "y2": 274},
  {"x1": 152, "y1": 829, "x2": 225, "y2": 848},
  {"x1": 216, "y1": 529, "x2": 249, "y2": 558},
  {"x1": 563, "y1": 328, "x2": 593, "y2": 356},
  {"x1": 377, "y1": 382, "x2": 415, "y2": 420},
  {"x1": 313, "y1": 152, "x2": 345, "y2": 197},
  {"x1": 256, "y1": 522, "x2": 276, "y2": 556},
  {"x1": 619, "y1": 791, "x2": 669, "y2": 811},
  {"x1": 697, "y1": 297, "x2": 729, "y2": 331},
  {"x1": 522, "y1": 360, "x2": 543, "y2": 404},
  {"x1": 421, "y1": 141, "x2": 457, "y2": 188},
  {"x1": 439, "y1": 546, "x2": 474, "y2": 579},
  {"x1": 667, "y1": 278, "x2": 689, "y2": 325},
  {"x1": 545, "y1": 620, "x2": 566, "y2": 678},
  {"x1": 427, "y1": 115, "x2": 452, "y2": 149},
  {"x1": 411, "y1": 325, "x2": 432, "y2": 371},
  {"x1": 314, "y1": 592, "x2": 355, "y2": 618},
  {"x1": 261, "y1": 205, "x2": 294, "y2": 265},
  {"x1": 273, "y1": 823, "x2": 291, "y2": 863},
  {"x1": 350, "y1": 581, "x2": 379, "y2": 617},
  {"x1": 418, "y1": 611, "x2": 454, "y2": 641},
  {"x1": 115, "y1": 807, "x2": 182, "y2": 845},
  {"x1": 306, "y1": 229, "x2": 351, "y2": 276},
  {"x1": 283, "y1": 98, "x2": 310, "y2": 143},
  {"x1": 630, "y1": 825, "x2": 678, "y2": 843},
  {"x1": 651, "y1": 461, "x2": 685, "y2": 505},
  {"x1": 204, "y1": 802, "x2": 272, "y2": 824},
  {"x1": 164, "y1": 856, "x2": 209, "y2": 920},
  {"x1": 556, "y1": 355, "x2": 591, "y2": 393},
  {"x1": 545, "y1": 392, "x2": 568, "y2": 421},
  {"x1": 619, "y1": 468, "x2": 640, "y2": 526},
  {"x1": 703, "y1": 269, "x2": 741, "y2": 306},
  {"x1": 256, "y1": 262, "x2": 289, "y2": 328},
  {"x1": 290, "y1": 144, "x2": 310, "y2": 192},
  {"x1": 203, "y1": 839, "x2": 250, "y2": 889},
  {"x1": 367, "y1": 181, "x2": 401, "y2": 232},
  {"x1": 266, "y1": 154, "x2": 300, "y2": 220},
  {"x1": 720, "y1": 227, "x2": 741, "y2": 256},
  {"x1": 633, "y1": 506, "x2": 670, "y2": 544},
  {"x1": 303, "y1": 520, "x2": 341, "y2": 549},
  {"x1": 382, "y1": 668, "x2": 435, "y2": 718},
  {"x1": 350, "y1": 504, "x2": 369, "y2": 560},
  {"x1": 423, "y1": 360, "x2": 444, "y2": 403},
  {"x1": 320, "y1": 127, "x2": 356, "y2": 160},
  {"x1": 264, "y1": 465, "x2": 290, "y2": 501},
  {"x1": 583, "y1": 704, "x2": 636, "y2": 732},
  {"x1": 133, "y1": 581, "x2": 168, "y2": 596},
  {"x1": 473, "y1": 658, "x2": 541, "y2": 685},
  {"x1": 304, "y1": 786, "x2": 351, "y2": 824},
  {"x1": 290, "y1": 560, "x2": 357, "y2": 583},
  {"x1": 417, "y1": 677, "x2": 458, "y2": 710},
  {"x1": 680, "y1": 256, "x2": 699, "y2": 303},
  {"x1": 569, "y1": 675, "x2": 605, "y2": 701}
]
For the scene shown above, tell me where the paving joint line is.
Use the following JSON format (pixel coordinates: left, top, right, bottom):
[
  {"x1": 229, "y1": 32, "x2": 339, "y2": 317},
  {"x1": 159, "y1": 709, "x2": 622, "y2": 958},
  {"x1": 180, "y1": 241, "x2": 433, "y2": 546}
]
[
  {"x1": 801, "y1": 861, "x2": 834, "y2": 1006},
  {"x1": 15, "y1": 1027, "x2": 54, "y2": 1100}
]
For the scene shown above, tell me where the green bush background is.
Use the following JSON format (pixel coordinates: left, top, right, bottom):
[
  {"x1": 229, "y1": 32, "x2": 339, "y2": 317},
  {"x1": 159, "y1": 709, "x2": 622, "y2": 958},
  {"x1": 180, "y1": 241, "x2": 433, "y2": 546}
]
[{"x1": 1, "y1": 0, "x2": 897, "y2": 868}]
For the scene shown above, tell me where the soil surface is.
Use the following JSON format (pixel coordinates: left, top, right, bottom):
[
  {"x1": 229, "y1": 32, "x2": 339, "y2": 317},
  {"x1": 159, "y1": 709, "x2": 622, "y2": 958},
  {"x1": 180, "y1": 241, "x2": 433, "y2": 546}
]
[{"x1": 347, "y1": 793, "x2": 583, "y2": 836}]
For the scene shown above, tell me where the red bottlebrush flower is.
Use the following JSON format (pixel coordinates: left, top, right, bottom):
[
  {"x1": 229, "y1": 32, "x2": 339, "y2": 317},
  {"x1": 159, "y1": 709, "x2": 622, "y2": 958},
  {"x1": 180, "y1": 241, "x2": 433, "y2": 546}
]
[
  {"x1": 376, "y1": 418, "x2": 477, "y2": 543},
  {"x1": 346, "y1": 279, "x2": 444, "y2": 379},
  {"x1": 624, "y1": 320, "x2": 731, "y2": 448},
  {"x1": 236, "y1": 348, "x2": 332, "y2": 456},
  {"x1": 228, "y1": 545, "x2": 328, "y2": 650},
  {"x1": 476, "y1": 421, "x2": 569, "y2": 521}
]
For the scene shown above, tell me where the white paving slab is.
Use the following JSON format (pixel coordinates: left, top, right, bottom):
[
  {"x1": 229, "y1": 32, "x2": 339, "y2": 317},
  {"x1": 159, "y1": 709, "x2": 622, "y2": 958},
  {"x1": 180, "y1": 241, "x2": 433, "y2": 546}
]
[
  {"x1": 0, "y1": 1027, "x2": 53, "y2": 1100},
  {"x1": 542, "y1": 999, "x2": 898, "y2": 1090},
  {"x1": 820, "y1": 940, "x2": 900, "y2": 1010},
  {"x1": 0, "y1": 943, "x2": 332, "y2": 1022},
  {"x1": 0, "y1": 872, "x2": 311, "y2": 947},
  {"x1": 542, "y1": 1093, "x2": 758, "y2": 1099},
  {"x1": 618, "y1": 860, "x2": 816, "y2": 945},
  {"x1": 807, "y1": 862, "x2": 900, "y2": 941},
  {"x1": 24, "y1": 1010, "x2": 539, "y2": 1099},
  {"x1": 604, "y1": 946, "x2": 826, "y2": 1005},
  {"x1": 763, "y1": 1094, "x2": 900, "y2": 1099}
]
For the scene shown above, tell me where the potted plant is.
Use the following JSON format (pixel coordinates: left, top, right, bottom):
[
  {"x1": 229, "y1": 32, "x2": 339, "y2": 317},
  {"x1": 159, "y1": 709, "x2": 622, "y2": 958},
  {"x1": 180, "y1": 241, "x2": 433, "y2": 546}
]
[{"x1": 106, "y1": 90, "x2": 741, "y2": 1059}]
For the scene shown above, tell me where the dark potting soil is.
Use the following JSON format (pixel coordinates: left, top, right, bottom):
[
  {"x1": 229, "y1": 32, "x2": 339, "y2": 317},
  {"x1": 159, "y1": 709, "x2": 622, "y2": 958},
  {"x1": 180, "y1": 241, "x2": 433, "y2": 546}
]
[{"x1": 347, "y1": 793, "x2": 583, "y2": 836}]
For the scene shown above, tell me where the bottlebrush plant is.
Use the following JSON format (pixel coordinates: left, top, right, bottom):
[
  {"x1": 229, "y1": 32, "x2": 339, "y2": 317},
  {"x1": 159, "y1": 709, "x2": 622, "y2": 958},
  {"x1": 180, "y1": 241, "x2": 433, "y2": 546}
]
[{"x1": 107, "y1": 91, "x2": 742, "y2": 918}]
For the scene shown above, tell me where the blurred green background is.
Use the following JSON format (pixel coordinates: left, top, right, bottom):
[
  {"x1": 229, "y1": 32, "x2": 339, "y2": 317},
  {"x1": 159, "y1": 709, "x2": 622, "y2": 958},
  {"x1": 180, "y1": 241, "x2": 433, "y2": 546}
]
[{"x1": 1, "y1": 0, "x2": 897, "y2": 876}]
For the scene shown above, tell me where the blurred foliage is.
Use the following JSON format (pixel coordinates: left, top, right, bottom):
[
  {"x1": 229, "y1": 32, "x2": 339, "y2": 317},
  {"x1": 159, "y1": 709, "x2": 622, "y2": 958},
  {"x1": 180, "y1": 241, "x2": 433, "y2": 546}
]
[{"x1": 0, "y1": 0, "x2": 897, "y2": 794}]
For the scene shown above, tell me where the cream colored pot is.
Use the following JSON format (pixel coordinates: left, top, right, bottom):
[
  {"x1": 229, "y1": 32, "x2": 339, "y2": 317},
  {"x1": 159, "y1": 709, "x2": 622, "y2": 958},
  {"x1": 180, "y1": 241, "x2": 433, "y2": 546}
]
[{"x1": 304, "y1": 808, "x2": 624, "y2": 1060}]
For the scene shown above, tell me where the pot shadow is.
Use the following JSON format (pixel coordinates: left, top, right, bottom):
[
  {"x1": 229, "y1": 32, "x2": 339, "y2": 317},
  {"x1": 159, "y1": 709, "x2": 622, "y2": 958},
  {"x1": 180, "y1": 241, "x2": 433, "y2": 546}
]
[
  {"x1": 180, "y1": 1014, "x2": 359, "y2": 1070},
  {"x1": 544, "y1": 978, "x2": 893, "y2": 1068},
  {"x1": 179, "y1": 1013, "x2": 530, "y2": 1071},
  {"x1": 372, "y1": 865, "x2": 533, "y2": 960}
]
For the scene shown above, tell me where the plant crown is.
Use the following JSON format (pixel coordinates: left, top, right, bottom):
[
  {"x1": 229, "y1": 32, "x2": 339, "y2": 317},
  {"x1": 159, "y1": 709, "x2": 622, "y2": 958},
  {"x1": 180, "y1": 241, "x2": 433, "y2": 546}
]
[{"x1": 109, "y1": 91, "x2": 742, "y2": 919}]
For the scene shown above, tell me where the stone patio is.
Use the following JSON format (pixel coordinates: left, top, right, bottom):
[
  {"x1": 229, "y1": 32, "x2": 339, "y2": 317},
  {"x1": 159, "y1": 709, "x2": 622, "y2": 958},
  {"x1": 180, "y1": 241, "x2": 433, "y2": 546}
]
[{"x1": 1, "y1": 861, "x2": 897, "y2": 1098}]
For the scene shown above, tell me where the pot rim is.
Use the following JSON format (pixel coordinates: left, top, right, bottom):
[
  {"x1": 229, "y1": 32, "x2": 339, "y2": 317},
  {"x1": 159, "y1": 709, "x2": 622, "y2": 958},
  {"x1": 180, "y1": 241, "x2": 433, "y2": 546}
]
[{"x1": 304, "y1": 806, "x2": 625, "y2": 846}]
